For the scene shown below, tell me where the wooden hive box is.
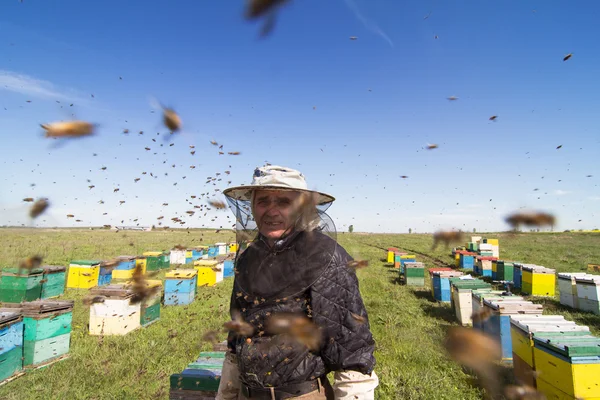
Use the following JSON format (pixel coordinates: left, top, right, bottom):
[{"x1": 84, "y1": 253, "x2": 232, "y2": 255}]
[
  {"x1": 510, "y1": 315, "x2": 590, "y2": 388},
  {"x1": 471, "y1": 291, "x2": 522, "y2": 331},
  {"x1": 386, "y1": 247, "x2": 398, "y2": 263},
  {"x1": 575, "y1": 275, "x2": 600, "y2": 315},
  {"x1": 135, "y1": 257, "x2": 147, "y2": 274},
  {"x1": 0, "y1": 309, "x2": 24, "y2": 383},
  {"x1": 165, "y1": 269, "x2": 197, "y2": 306},
  {"x1": 21, "y1": 300, "x2": 74, "y2": 368},
  {"x1": 88, "y1": 284, "x2": 140, "y2": 336},
  {"x1": 185, "y1": 250, "x2": 194, "y2": 264},
  {"x1": 223, "y1": 260, "x2": 235, "y2": 278},
  {"x1": 483, "y1": 300, "x2": 544, "y2": 362},
  {"x1": 533, "y1": 334, "x2": 600, "y2": 399},
  {"x1": 0, "y1": 268, "x2": 44, "y2": 303},
  {"x1": 193, "y1": 260, "x2": 222, "y2": 287},
  {"x1": 399, "y1": 255, "x2": 416, "y2": 274},
  {"x1": 143, "y1": 251, "x2": 163, "y2": 272},
  {"x1": 496, "y1": 260, "x2": 516, "y2": 282},
  {"x1": 403, "y1": 262, "x2": 425, "y2": 286},
  {"x1": 123, "y1": 280, "x2": 162, "y2": 327},
  {"x1": 215, "y1": 243, "x2": 227, "y2": 256},
  {"x1": 67, "y1": 260, "x2": 101, "y2": 289},
  {"x1": 454, "y1": 250, "x2": 468, "y2": 268},
  {"x1": 98, "y1": 261, "x2": 115, "y2": 287},
  {"x1": 40, "y1": 266, "x2": 66, "y2": 299},
  {"x1": 522, "y1": 266, "x2": 556, "y2": 297},
  {"x1": 228, "y1": 242, "x2": 237, "y2": 254},
  {"x1": 170, "y1": 249, "x2": 187, "y2": 266},
  {"x1": 450, "y1": 279, "x2": 492, "y2": 326},
  {"x1": 170, "y1": 351, "x2": 225, "y2": 399},
  {"x1": 459, "y1": 252, "x2": 477, "y2": 270},
  {"x1": 432, "y1": 271, "x2": 464, "y2": 302},
  {"x1": 112, "y1": 256, "x2": 137, "y2": 280},
  {"x1": 427, "y1": 267, "x2": 453, "y2": 297},
  {"x1": 161, "y1": 252, "x2": 171, "y2": 269},
  {"x1": 207, "y1": 246, "x2": 219, "y2": 258},
  {"x1": 558, "y1": 273, "x2": 592, "y2": 309}
]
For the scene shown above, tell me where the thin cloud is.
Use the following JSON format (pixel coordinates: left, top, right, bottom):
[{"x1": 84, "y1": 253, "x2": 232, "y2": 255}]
[
  {"x1": 588, "y1": 196, "x2": 600, "y2": 201},
  {"x1": 0, "y1": 70, "x2": 84, "y2": 102},
  {"x1": 342, "y1": 0, "x2": 394, "y2": 47},
  {"x1": 553, "y1": 189, "x2": 572, "y2": 196}
]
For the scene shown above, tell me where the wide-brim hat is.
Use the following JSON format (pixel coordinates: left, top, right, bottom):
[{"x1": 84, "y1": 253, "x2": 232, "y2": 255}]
[{"x1": 223, "y1": 165, "x2": 335, "y2": 205}]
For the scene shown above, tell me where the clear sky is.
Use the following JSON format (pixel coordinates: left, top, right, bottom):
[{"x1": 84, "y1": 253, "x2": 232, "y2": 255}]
[{"x1": 0, "y1": 0, "x2": 598, "y2": 233}]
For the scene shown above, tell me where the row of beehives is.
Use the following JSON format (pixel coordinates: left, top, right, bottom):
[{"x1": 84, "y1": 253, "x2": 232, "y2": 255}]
[
  {"x1": 0, "y1": 300, "x2": 74, "y2": 385},
  {"x1": 387, "y1": 248, "x2": 425, "y2": 287},
  {"x1": 464, "y1": 235, "x2": 500, "y2": 258}
]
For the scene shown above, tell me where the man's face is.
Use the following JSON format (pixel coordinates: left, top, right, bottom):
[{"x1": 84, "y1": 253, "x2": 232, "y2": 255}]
[{"x1": 253, "y1": 190, "x2": 301, "y2": 241}]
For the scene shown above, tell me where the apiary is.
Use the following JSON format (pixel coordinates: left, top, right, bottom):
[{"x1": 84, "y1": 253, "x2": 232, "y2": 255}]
[
  {"x1": 21, "y1": 300, "x2": 73, "y2": 368},
  {"x1": 193, "y1": 260, "x2": 223, "y2": 287},
  {"x1": 164, "y1": 270, "x2": 197, "y2": 306},
  {"x1": 403, "y1": 262, "x2": 425, "y2": 286},
  {"x1": 450, "y1": 278, "x2": 492, "y2": 326},
  {"x1": 558, "y1": 273, "x2": 591, "y2": 309},
  {"x1": 67, "y1": 260, "x2": 101, "y2": 289},
  {"x1": 40, "y1": 266, "x2": 66, "y2": 299},
  {"x1": 0, "y1": 267, "x2": 44, "y2": 303},
  {"x1": 169, "y1": 351, "x2": 225, "y2": 399},
  {"x1": 522, "y1": 265, "x2": 556, "y2": 297},
  {"x1": 510, "y1": 315, "x2": 590, "y2": 388},
  {"x1": 169, "y1": 249, "x2": 187, "y2": 266},
  {"x1": 533, "y1": 333, "x2": 600, "y2": 399},
  {"x1": 483, "y1": 299, "x2": 544, "y2": 362},
  {"x1": 575, "y1": 275, "x2": 600, "y2": 315},
  {"x1": 0, "y1": 309, "x2": 23, "y2": 383},
  {"x1": 432, "y1": 271, "x2": 464, "y2": 302},
  {"x1": 143, "y1": 251, "x2": 163, "y2": 272},
  {"x1": 215, "y1": 243, "x2": 227, "y2": 255},
  {"x1": 387, "y1": 247, "x2": 398, "y2": 263},
  {"x1": 459, "y1": 252, "x2": 477, "y2": 270},
  {"x1": 112, "y1": 256, "x2": 136, "y2": 280},
  {"x1": 223, "y1": 260, "x2": 235, "y2": 278},
  {"x1": 496, "y1": 260, "x2": 516, "y2": 282}
]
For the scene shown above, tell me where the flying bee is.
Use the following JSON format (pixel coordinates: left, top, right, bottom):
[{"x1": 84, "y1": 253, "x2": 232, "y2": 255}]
[
  {"x1": 489, "y1": 115, "x2": 498, "y2": 121},
  {"x1": 19, "y1": 255, "x2": 43, "y2": 272},
  {"x1": 563, "y1": 53, "x2": 572, "y2": 61},
  {"x1": 23, "y1": 198, "x2": 34, "y2": 202},
  {"x1": 29, "y1": 198, "x2": 49, "y2": 219},
  {"x1": 210, "y1": 140, "x2": 218, "y2": 146},
  {"x1": 471, "y1": 307, "x2": 494, "y2": 324},
  {"x1": 41, "y1": 120, "x2": 96, "y2": 138},
  {"x1": 265, "y1": 312, "x2": 321, "y2": 351},
  {"x1": 349, "y1": 36, "x2": 358, "y2": 40},
  {"x1": 82, "y1": 295, "x2": 107, "y2": 306},
  {"x1": 426, "y1": 143, "x2": 438, "y2": 150},
  {"x1": 447, "y1": 96, "x2": 458, "y2": 101},
  {"x1": 351, "y1": 313, "x2": 366, "y2": 324},
  {"x1": 186, "y1": 211, "x2": 195, "y2": 216},
  {"x1": 245, "y1": 0, "x2": 290, "y2": 37},
  {"x1": 163, "y1": 107, "x2": 182, "y2": 132},
  {"x1": 208, "y1": 200, "x2": 227, "y2": 209},
  {"x1": 66, "y1": 214, "x2": 75, "y2": 218},
  {"x1": 228, "y1": 151, "x2": 241, "y2": 155},
  {"x1": 505, "y1": 211, "x2": 556, "y2": 231},
  {"x1": 431, "y1": 230, "x2": 464, "y2": 250},
  {"x1": 347, "y1": 260, "x2": 369, "y2": 270},
  {"x1": 223, "y1": 310, "x2": 254, "y2": 337}
]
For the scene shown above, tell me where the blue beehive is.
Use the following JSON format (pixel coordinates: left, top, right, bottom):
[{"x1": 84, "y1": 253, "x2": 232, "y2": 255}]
[
  {"x1": 116, "y1": 256, "x2": 136, "y2": 271},
  {"x1": 513, "y1": 263, "x2": 528, "y2": 289},
  {"x1": 459, "y1": 253, "x2": 476, "y2": 270},
  {"x1": 164, "y1": 269, "x2": 197, "y2": 306},
  {"x1": 223, "y1": 260, "x2": 234, "y2": 278},
  {"x1": 482, "y1": 299, "x2": 543, "y2": 363},
  {"x1": 98, "y1": 263, "x2": 113, "y2": 286},
  {"x1": 432, "y1": 271, "x2": 464, "y2": 302},
  {"x1": 0, "y1": 310, "x2": 24, "y2": 382},
  {"x1": 207, "y1": 246, "x2": 218, "y2": 258}
]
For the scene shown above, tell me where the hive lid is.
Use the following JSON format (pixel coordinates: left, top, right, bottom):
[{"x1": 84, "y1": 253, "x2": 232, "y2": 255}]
[
  {"x1": 117, "y1": 255, "x2": 137, "y2": 261},
  {"x1": 404, "y1": 262, "x2": 425, "y2": 268},
  {"x1": 143, "y1": 251, "x2": 163, "y2": 257},
  {"x1": 42, "y1": 265, "x2": 67, "y2": 273},
  {"x1": 166, "y1": 269, "x2": 198, "y2": 279},
  {"x1": 533, "y1": 336, "x2": 600, "y2": 357},
  {"x1": 432, "y1": 271, "x2": 464, "y2": 277},
  {"x1": 476, "y1": 256, "x2": 498, "y2": 261},
  {"x1": 575, "y1": 275, "x2": 600, "y2": 284},
  {"x1": 510, "y1": 315, "x2": 568, "y2": 324},
  {"x1": 1, "y1": 267, "x2": 44, "y2": 275},
  {"x1": 21, "y1": 300, "x2": 74, "y2": 316},
  {"x1": 485, "y1": 300, "x2": 543, "y2": 314},
  {"x1": 90, "y1": 284, "x2": 135, "y2": 298},
  {"x1": 194, "y1": 260, "x2": 218, "y2": 267},
  {"x1": 0, "y1": 309, "x2": 22, "y2": 325},
  {"x1": 215, "y1": 242, "x2": 227, "y2": 246},
  {"x1": 70, "y1": 260, "x2": 102, "y2": 266},
  {"x1": 400, "y1": 255, "x2": 416, "y2": 259},
  {"x1": 387, "y1": 247, "x2": 398, "y2": 251}
]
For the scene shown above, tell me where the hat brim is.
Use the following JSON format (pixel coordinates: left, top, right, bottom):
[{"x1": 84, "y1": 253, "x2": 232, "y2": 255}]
[{"x1": 223, "y1": 185, "x2": 335, "y2": 205}]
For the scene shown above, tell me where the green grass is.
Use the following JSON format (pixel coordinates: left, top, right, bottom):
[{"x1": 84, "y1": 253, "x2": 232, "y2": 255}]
[{"x1": 0, "y1": 229, "x2": 599, "y2": 399}]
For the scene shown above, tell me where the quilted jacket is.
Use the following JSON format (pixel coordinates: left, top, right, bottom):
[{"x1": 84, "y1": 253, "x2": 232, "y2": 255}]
[{"x1": 227, "y1": 230, "x2": 376, "y2": 389}]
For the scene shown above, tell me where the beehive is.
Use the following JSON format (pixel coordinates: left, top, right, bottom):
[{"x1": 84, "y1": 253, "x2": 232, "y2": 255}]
[
  {"x1": 496, "y1": 260, "x2": 516, "y2": 282},
  {"x1": 169, "y1": 249, "x2": 187, "y2": 266},
  {"x1": 191, "y1": 247, "x2": 203, "y2": 261},
  {"x1": 484, "y1": 238, "x2": 500, "y2": 258},
  {"x1": 558, "y1": 273, "x2": 591, "y2": 309},
  {"x1": 483, "y1": 300, "x2": 544, "y2": 362},
  {"x1": 40, "y1": 266, "x2": 66, "y2": 299},
  {"x1": 471, "y1": 291, "x2": 523, "y2": 331},
  {"x1": 21, "y1": 300, "x2": 73, "y2": 368},
  {"x1": 450, "y1": 279, "x2": 492, "y2": 326},
  {"x1": 98, "y1": 261, "x2": 114, "y2": 287},
  {"x1": 0, "y1": 310, "x2": 23, "y2": 383},
  {"x1": 393, "y1": 253, "x2": 401, "y2": 269},
  {"x1": 164, "y1": 269, "x2": 197, "y2": 306},
  {"x1": 471, "y1": 236, "x2": 482, "y2": 243},
  {"x1": 403, "y1": 262, "x2": 425, "y2": 286},
  {"x1": 575, "y1": 275, "x2": 600, "y2": 315},
  {"x1": 161, "y1": 252, "x2": 170, "y2": 269},
  {"x1": 386, "y1": 248, "x2": 397, "y2": 263},
  {"x1": 428, "y1": 268, "x2": 453, "y2": 296},
  {"x1": 459, "y1": 252, "x2": 477, "y2": 270},
  {"x1": 131, "y1": 280, "x2": 162, "y2": 327},
  {"x1": 522, "y1": 265, "x2": 556, "y2": 297},
  {"x1": 67, "y1": 260, "x2": 101, "y2": 289},
  {"x1": 135, "y1": 257, "x2": 147, "y2": 274},
  {"x1": 432, "y1": 271, "x2": 464, "y2": 302},
  {"x1": 143, "y1": 251, "x2": 163, "y2": 272},
  {"x1": 454, "y1": 250, "x2": 468, "y2": 268},
  {"x1": 170, "y1": 351, "x2": 225, "y2": 398},
  {"x1": 215, "y1": 242, "x2": 227, "y2": 255},
  {"x1": 510, "y1": 315, "x2": 590, "y2": 388},
  {"x1": 112, "y1": 256, "x2": 136, "y2": 280},
  {"x1": 475, "y1": 256, "x2": 496, "y2": 277},
  {"x1": 228, "y1": 242, "x2": 237, "y2": 254},
  {"x1": 533, "y1": 334, "x2": 600, "y2": 399},
  {"x1": 399, "y1": 255, "x2": 416, "y2": 274},
  {"x1": 193, "y1": 260, "x2": 223, "y2": 287},
  {"x1": 491, "y1": 260, "x2": 498, "y2": 280},
  {"x1": 185, "y1": 250, "x2": 193, "y2": 264},
  {"x1": 0, "y1": 268, "x2": 43, "y2": 303},
  {"x1": 207, "y1": 246, "x2": 219, "y2": 258},
  {"x1": 223, "y1": 260, "x2": 235, "y2": 278},
  {"x1": 88, "y1": 285, "x2": 140, "y2": 336}
]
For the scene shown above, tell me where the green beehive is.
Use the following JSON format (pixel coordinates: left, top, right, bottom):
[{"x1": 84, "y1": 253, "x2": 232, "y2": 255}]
[
  {"x1": 170, "y1": 351, "x2": 225, "y2": 393},
  {"x1": 0, "y1": 268, "x2": 44, "y2": 303},
  {"x1": 496, "y1": 261, "x2": 515, "y2": 282},
  {"x1": 143, "y1": 252, "x2": 162, "y2": 272},
  {"x1": 160, "y1": 252, "x2": 170, "y2": 269},
  {"x1": 41, "y1": 266, "x2": 66, "y2": 299},
  {"x1": 404, "y1": 262, "x2": 425, "y2": 286}
]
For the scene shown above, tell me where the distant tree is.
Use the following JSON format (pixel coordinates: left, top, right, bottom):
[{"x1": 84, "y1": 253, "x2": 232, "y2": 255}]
[
  {"x1": 408, "y1": 228, "x2": 412, "y2": 234},
  {"x1": 349, "y1": 225, "x2": 354, "y2": 233},
  {"x1": 473, "y1": 228, "x2": 476, "y2": 233},
  {"x1": 151, "y1": 225, "x2": 156, "y2": 230}
]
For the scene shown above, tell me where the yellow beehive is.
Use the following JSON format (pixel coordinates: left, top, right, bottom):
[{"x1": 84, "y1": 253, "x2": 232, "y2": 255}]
[
  {"x1": 185, "y1": 250, "x2": 193, "y2": 259},
  {"x1": 387, "y1": 251, "x2": 394, "y2": 263},
  {"x1": 194, "y1": 260, "x2": 220, "y2": 287},
  {"x1": 486, "y1": 239, "x2": 499, "y2": 246},
  {"x1": 135, "y1": 258, "x2": 147, "y2": 274},
  {"x1": 229, "y1": 243, "x2": 237, "y2": 254},
  {"x1": 67, "y1": 263, "x2": 100, "y2": 289},
  {"x1": 112, "y1": 269, "x2": 134, "y2": 280},
  {"x1": 455, "y1": 253, "x2": 461, "y2": 267},
  {"x1": 522, "y1": 266, "x2": 556, "y2": 296}
]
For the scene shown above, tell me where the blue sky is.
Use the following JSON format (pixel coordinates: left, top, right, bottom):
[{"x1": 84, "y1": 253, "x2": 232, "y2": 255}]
[{"x1": 0, "y1": 0, "x2": 598, "y2": 233}]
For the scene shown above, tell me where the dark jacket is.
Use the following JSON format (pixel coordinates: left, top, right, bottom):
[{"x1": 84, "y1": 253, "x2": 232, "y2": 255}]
[{"x1": 227, "y1": 230, "x2": 376, "y2": 389}]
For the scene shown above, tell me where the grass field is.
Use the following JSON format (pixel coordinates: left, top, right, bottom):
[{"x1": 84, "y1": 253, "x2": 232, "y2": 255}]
[{"x1": 1, "y1": 229, "x2": 599, "y2": 399}]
